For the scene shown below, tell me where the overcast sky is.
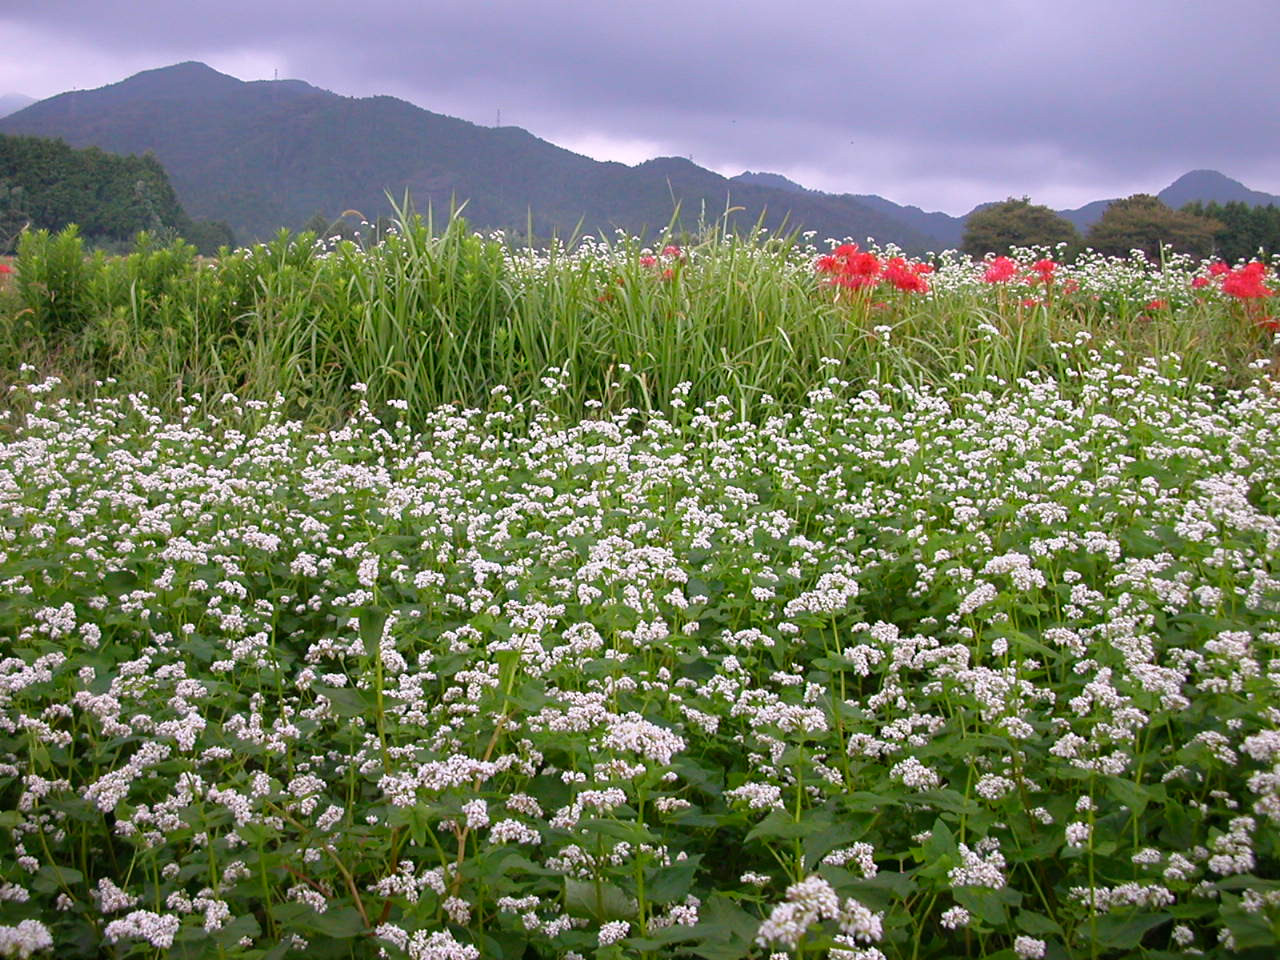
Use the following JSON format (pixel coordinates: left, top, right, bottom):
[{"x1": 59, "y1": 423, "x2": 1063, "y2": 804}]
[{"x1": 2, "y1": 1, "x2": 1277, "y2": 215}]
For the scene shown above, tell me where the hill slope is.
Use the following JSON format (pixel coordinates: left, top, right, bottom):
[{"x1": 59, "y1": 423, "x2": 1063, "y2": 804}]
[{"x1": 0, "y1": 62, "x2": 933, "y2": 249}]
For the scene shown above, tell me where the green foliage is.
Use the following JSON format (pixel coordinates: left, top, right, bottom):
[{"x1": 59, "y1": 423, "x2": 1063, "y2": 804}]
[
  {"x1": 180, "y1": 218, "x2": 236, "y2": 256},
  {"x1": 15, "y1": 224, "x2": 89, "y2": 333},
  {"x1": 0, "y1": 203, "x2": 1277, "y2": 427},
  {"x1": 0, "y1": 133, "x2": 195, "y2": 251},
  {"x1": 961, "y1": 197, "x2": 1080, "y2": 258},
  {"x1": 1182, "y1": 200, "x2": 1280, "y2": 263},
  {"x1": 1085, "y1": 194, "x2": 1221, "y2": 260}
]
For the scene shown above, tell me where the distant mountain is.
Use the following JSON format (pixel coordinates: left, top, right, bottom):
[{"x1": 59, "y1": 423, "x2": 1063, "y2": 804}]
[
  {"x1": 1056, "y1": 199, "x2": 1114, "y2": 234},
  {"x1": 0, "y1": 62, "x2": 934, "y2": 250},
  {"x1": 3, "y1": 63, "x2": 1276, "y2": 253},
  {"x1": 0, "y1": 94, "x2": 35, "y2": 119},
  {"x1": 1157, "y1": 169, "x2": 1280, "y2": 210},
  {"x1": 732, "y1": 171, "x2": 810, "y2": 194}
]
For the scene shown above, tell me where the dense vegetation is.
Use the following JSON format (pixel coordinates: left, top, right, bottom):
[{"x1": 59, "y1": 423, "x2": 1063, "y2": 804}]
[
  {"x1": 0, "y1": 133, "x2": 233, "y2": 254},
  {"x1": 1181, "y1": 201, "x2": 1280, "y2": 263},
  {"x1": 1, "y1": 215, "x2": 1279, "y2": 958}
]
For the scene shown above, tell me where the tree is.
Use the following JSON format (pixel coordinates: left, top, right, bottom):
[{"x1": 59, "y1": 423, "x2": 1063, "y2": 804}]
[
  {"x1": 1181, "y1": 200, "x2": 1280, "y2": 262},
  {"x1": 961, "y1": 197, "x2": 1080, "y2": 258},
  {"x1": 1085, "y1": 194, "x2": 1221, "y2": 260},
  {"x1": 182, "y1": 219, "x2": 235, "y2": 256}
]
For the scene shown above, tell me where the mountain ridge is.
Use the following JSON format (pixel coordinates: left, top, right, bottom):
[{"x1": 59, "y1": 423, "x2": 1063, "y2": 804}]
[{"x1": 2, "y1": 62, "x2": 1277, "y2": 251}]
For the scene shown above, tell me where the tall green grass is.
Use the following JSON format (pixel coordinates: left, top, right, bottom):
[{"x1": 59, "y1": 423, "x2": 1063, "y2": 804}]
[{"x1": 0, "y1": 206, "x2": 1275, "y2": 429}]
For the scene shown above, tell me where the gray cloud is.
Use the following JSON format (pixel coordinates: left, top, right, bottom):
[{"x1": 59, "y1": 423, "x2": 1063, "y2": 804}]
[{"x1": 2, "y1": 0, "x2": 1278, "y2": 213}]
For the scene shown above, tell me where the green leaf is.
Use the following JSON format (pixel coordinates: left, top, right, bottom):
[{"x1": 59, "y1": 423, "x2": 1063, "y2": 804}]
[
  {"x1": 314, "y1": 684, "x2": 373, "y2": 717},
  {"x1": 745, "y1": 808, "x2": 810, "y2": 843},
  {"x1": 954, "y1": 886, "x2": 1020, "y2": 926},
  {"x1": 1092, "y1": 912, "x2": 1171, "y2": 949},
  {"x1": 1103, "y1": 775, "x2": 1164, "y2": 816},
  {"x1": 1016, "y1": 910, "x2": 1062, "y2": 936},
  {"x1": 648, "y1": 855, "x2": 701, "y2": 903},
  {"x1": 360, "y1": 607, "x2": 388, "y2": 655},
  {"x1": 309, "y1": 905, "x2": 369, "y2": 939},
  {"x1": 804, "y1": 819, "x2": 862, "y2": 871},
  {"x1": 564, "y1": 877, "x2": 636, "y2": 921}
]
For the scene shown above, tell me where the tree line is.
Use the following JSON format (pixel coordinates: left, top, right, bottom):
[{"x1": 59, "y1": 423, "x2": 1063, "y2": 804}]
[
  {"x1": 961, "y1": 194, "x2": 1280, "y2": 262},
  {"x1": 0, "y1": 133, "x2": 234, "y2": 254}
]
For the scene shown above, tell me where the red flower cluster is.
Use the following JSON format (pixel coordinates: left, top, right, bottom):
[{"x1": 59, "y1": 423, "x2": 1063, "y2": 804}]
[
  {"x1": 980, "y1": 256, "x2": 1059, "y2": 286},
  {"x1": 982, "y1": 256, "x2": 1018, "y2": 283},
  {"x1": 1194, "y1": 260, "x2": 1278, "y2": 332},
  {"x1": 638, "y1": 245, "x2": 683, "y2": 280},
  {"x1": 1030, "y1": 259, "x2": 1058, "y2": 284},
  {"x1": 815, "y1": 244, "x2": 932, "y2": 294},
  {"x1": 1220, "y1": 261, "x2": 1273, "y2": 300}
]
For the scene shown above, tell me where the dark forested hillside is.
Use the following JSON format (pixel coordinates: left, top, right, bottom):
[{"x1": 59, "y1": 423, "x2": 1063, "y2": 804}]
[
  {"x1": 0, "y1": 132, "x2": 232, "y2": 252},
  {"x1": 0, "y1": 62, "x2": 935, "y2": 249}
]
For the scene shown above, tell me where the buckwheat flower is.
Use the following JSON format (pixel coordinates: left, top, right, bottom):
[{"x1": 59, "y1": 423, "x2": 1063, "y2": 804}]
[
  {"x1": 93, "y1": 877, "x2": 139, "y2": 913},
  {"x1": 287, "y1": 885, "x2": 328, "y2": 913},
  {"x1": 1065, "y1": 821, "x2": 1092, "y2": 848},
  {"x1": 838, "y1": 897, "x2": 884, "y2": 942},
  {"x1": 489, "y1": 819, "x2": 541, "y2": 844},
  {"x1": 939, "y1": 905, "x2": 970, "y2": 929},
  {"x1": 975, "y1": 773, "x2": 1016, "y2": 800},
  {"x1": 0, "y1": 919, "x2": 52, "y2": 957},
  {"x1": 443, "y1": 896, "x2": 471, "y2": 925},
  {"x1": 393, "y1": 929, "x2": 480, "y2": 960},
  {"x1": 741, "y1": 872, "x2": 772, "y2": 886},
  {"x1": 756, "y1": 875, "x2": 841, "y2": 949},
  {"x1": 600, "y1": 712, "x2": 685, "y2": 764},
  {"x1": 315, "y1": 804, "x2": 344, "y2": 831},
  {"x1": 822, "y1": 843, "x2": 878, "y2": 877},
  {"x1": 890, "y1": 756, "x2": 942, "y2": 791},
  {"x1": 726, "y1": 782, "x2": 783, "y2": 810},
  {"x1": 1014, "y1": 935, "x2": 1046, "y2": 959},
  {"x1": 461, "y1": 798, "x2": 489, "y2": 830},
  {"x1": 103, "y1": 910, "x2": 181, "y2": 949},
  {"x1": 957, "y1": 581, "x2": 997, "y2": 615},
  {"x1": 592, "y1": 920, "x2": 630, "y2": 947},
  {"x1": 948, "y1": 843, "x2": 1007, "y2": 889}
]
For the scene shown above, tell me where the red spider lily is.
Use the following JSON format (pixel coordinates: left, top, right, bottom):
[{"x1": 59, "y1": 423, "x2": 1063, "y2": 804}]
[
  {"x1": 815, "y1": 243, "x2": 882, "y2": 290},
  {"x1": 1221, "y1": 261, "x2": 1273, "y2": 300},
  {"x1": 661, "y1": 245, "x2": 683, "y2": 259},
  {"x1": 1255, "y1": 315, "x2": 1280, "y2": 333},
  {"x1": 1021, "y1": 297, "x2": 1041, "y2": 308},
  {"x1": 0, "y1": 263, "x2": 11, "y2": 275},
  {"x1": 1191, "y1": 275, "x2": 1211, "y2": 289},
  {"x1": 1146, "y1": 299, "x2": 1167, "y2": 311},
  {"x1": 639, "y1": 255, "x2": 657, "y2": 268},
  {"x1": 816, "y1": 243, "x2": 930, "y2": 295},
  {"x1": 661, "y1": 268, "x2": 675, "y2": 281},
  {"x1": 983, "y1": 256, "x2": 1018, "y2": 283},
  {"x1": 1030, "y1": 259, "x2": 1058, "y2": 284},
  {"x1": 884, "y1": 257, "x2": 929, "y2": 293},
  {"x1": 1208, "y1": 261, "x2": 1231, "y2": 277},
  {"x1": 1061, "y1": 279, "x2": 1080, "y2": 294}
]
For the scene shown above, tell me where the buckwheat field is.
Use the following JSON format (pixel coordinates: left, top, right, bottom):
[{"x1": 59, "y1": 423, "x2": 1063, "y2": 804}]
[{"x1": 1, "y1": 219, "x2": 1278, "y2": 958}]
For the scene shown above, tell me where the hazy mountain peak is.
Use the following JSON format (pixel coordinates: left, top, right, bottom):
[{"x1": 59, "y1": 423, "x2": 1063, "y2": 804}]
[
  {"x1": 0, "y1": 93, "x2": 35, "y2": 119},
  {"x1": 1158, "y1": 169, "x2": 1280, "y2": 209},
  {"x1": 732, "y1": 171, "x2": 809, "y2": 194}
]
